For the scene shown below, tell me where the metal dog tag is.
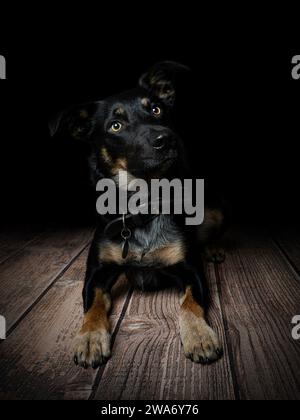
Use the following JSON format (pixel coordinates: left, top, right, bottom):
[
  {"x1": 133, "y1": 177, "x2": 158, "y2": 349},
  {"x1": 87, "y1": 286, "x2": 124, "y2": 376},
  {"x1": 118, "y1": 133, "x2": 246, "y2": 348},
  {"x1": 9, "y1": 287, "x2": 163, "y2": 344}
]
[
  {"x1": 122, "y1": 239, "x2": 130, "y2": 259},
  {"x1": 121, "y1": 214, "x2": 131, "y2": 259}
]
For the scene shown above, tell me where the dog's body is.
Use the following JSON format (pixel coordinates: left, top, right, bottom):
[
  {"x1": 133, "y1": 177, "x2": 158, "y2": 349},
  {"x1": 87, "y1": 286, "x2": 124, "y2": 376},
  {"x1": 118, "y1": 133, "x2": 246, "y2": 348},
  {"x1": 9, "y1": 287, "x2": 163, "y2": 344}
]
[{"x1": 51, "y1": 62, "x2": 225, "y2": 368}]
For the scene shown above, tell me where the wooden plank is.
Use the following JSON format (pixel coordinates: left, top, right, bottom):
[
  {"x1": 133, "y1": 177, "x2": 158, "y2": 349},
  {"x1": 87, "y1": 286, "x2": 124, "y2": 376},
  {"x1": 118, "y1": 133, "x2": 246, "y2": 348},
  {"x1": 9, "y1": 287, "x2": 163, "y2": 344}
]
[
  {"x1": 0, "y1": 250, "x2": 131, "y2": 400},
  {"x1": 0, "y1": 227, "x2": 93, "y2": 331},
  {"x1": 0, "y1": 225, "x2": 43, "y2": 264},
  {"x1": 216, "y1": 228, "x2": 300, "y2": 400},
  {"x1": 273, "y1": 227, "x2": 300, "y2": 274},
  {"x1": 94, "y1": 264, "x2": 235, "y2": 400}
]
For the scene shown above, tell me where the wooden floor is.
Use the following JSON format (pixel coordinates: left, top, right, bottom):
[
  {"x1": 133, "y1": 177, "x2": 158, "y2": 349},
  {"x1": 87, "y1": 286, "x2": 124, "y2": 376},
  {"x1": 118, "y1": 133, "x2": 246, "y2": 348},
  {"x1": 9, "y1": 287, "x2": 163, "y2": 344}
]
[{"x1": 0, "y1": 224, "x2": 300, "y2": 400}]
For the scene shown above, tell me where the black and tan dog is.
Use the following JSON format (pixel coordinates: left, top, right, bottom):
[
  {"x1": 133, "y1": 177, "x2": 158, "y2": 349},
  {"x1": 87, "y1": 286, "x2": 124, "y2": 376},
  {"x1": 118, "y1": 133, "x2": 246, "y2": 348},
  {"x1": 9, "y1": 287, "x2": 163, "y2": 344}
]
[{"x1": 50, "y1": 62, "x2": 225, "y2": 369}]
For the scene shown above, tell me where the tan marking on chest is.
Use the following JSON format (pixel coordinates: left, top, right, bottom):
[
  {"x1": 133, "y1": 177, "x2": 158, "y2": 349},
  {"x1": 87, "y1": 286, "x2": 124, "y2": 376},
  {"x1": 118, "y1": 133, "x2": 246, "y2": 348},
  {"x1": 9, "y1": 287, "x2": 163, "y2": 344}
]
[
  {"x1": 149, "y1": 241, "x2": 186, "y2": 266},
  {"x1": 99, "y1": 240, "x2": 186, "y2": 266}
]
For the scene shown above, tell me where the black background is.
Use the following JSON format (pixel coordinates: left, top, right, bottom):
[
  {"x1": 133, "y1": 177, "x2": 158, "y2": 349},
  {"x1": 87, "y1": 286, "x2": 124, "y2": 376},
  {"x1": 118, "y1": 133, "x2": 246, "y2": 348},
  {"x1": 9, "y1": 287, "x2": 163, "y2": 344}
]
[{"x1": 0, "y1": 9, "x2": 299, "y2": 227}]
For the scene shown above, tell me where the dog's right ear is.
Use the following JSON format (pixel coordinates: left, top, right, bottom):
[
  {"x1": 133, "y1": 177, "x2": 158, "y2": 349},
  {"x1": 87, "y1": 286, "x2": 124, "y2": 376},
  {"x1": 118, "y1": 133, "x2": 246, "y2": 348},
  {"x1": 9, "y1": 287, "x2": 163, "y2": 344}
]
[
  {"x1": 49, "y1": 102, "x2": 102, "y2": 140},
  {"x1": 139, "y1": 61, "x2": 189, "y2": 106}
]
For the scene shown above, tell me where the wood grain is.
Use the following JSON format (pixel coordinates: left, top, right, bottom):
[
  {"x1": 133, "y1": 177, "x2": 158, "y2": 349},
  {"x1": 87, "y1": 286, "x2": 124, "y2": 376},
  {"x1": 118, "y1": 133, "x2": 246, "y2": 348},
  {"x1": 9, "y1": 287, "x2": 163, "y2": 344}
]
[
  {"x1": 1, "y1": 225, "x2": 300, "y2": 400},
  {"x1": 0, "y1": 249, "x2": 130, "y2": 400},
  {"x1": 0, "y1": 225, "x2": 43, "y2": 264},
  {"x1": 216, "y1": 228, "x2": 300, "y2": 400},
  {"x1": 273, "y1": 226, "x2": 300, "y2": 274},
  {"x1": 94, "y1": 264, "x2": 235, "y2": 400},
  {"x1": 0, "y1": 227, "x2": 93, "y2": 331}
]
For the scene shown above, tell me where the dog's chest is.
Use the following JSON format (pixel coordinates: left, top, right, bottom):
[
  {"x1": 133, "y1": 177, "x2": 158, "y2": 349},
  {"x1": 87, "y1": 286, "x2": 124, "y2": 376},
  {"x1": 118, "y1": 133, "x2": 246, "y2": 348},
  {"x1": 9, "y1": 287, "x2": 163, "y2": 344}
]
[{"x1": 99, "y1": 216, "x2": 186, "y2": 267}]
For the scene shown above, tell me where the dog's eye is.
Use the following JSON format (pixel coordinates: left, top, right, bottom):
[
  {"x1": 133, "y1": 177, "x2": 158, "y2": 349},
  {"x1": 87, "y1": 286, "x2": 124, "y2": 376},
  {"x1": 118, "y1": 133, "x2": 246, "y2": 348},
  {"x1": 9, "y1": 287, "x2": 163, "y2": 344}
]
[
  {"x1": 152, "y1": 106, "x2": 162, "y2": 116},
  {"x1": 110, "y1": 122, "x2": 123, "y2": 133}
]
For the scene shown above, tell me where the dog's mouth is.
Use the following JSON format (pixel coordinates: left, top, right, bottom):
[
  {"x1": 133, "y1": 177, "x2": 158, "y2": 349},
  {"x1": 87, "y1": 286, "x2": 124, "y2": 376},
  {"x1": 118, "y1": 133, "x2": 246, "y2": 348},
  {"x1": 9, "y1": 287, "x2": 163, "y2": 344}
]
[
  {"x1": 142, "y1": 156, "x2": 174, "y2": 163},
  {"x1": 129, "y1": 150, "x2": 178, "y2": 177}
]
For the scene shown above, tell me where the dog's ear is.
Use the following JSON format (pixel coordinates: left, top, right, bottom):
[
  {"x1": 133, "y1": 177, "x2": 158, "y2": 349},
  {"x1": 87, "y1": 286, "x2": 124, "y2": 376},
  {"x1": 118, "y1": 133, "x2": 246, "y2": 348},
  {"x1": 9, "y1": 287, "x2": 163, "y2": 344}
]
[
  {"x1": 49, "y1": 102, "x2": 102, "y2": 140},
  {"x1": 139, "y1": 61, "x2": 189, "y2": 106}
]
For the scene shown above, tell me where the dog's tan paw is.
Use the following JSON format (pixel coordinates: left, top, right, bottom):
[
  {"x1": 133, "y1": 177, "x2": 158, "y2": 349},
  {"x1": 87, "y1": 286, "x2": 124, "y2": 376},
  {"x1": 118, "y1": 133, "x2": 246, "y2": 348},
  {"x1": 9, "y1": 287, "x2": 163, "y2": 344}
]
[
  {"x1": 180, "y1": 319, "x2": 222, "y2": 364},
  {"x1": 73, "y1": 329, "x2": 111, "y2": 369}
]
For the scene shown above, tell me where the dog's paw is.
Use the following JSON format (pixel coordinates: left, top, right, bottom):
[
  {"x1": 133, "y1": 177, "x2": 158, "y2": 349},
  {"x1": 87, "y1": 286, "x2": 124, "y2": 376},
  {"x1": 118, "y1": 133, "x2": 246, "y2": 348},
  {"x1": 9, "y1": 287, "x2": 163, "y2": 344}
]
[
  {"x1": 73, "y1": 329, "x2": 111, "y2": 369},
  {"x1": 180, "y1": 319, "x2": 222, "y2": 364},
  {"x1": 204, "y1": 246, "x2": 225, "y2": 264}
]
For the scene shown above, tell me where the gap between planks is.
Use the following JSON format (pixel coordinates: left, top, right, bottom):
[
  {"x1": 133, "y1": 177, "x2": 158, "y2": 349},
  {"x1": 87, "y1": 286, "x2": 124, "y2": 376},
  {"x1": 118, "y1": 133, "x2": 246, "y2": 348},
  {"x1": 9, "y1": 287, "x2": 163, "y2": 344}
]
[
  {"x1": 0, "y1": 226, "x2": 45, "y2": 265},
  {"x1": 6, "y1": 241, "x2": 92, "y2": 338},
  {"x1": 0, "y1": 227, "x2": 94, "y2": 333},
  {"x1": 214, "y1": 227, "x2": 300, "y2": 400},
  {"x1": 272, "y1": 236, "x2": 300, "y2": 280},
  {"x1": 0, "y1": 250, "x2": 131, "y2": 400}
]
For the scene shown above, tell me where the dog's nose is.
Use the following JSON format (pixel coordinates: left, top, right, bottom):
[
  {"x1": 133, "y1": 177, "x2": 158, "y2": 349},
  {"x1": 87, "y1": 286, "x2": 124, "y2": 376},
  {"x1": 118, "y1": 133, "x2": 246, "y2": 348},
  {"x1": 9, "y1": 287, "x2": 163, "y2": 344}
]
[{"x1": 153, "y1": 134, "x2": 168, "y2": 150}]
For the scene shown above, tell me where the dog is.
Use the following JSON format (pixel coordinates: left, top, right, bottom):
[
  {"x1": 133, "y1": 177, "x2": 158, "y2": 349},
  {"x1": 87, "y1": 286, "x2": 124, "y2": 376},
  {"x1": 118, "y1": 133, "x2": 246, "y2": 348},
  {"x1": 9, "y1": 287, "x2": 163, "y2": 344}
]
[{"x1": 50, "y1": 62, "x2": 225, "y2": 369}]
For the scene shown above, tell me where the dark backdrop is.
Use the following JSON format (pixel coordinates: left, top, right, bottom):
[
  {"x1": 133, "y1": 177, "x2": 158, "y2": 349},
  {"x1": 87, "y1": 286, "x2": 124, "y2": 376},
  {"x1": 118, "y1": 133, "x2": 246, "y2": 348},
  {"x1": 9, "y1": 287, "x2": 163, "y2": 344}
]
[{"x1": 0, "y1": 15, "x2": 299, "y2": 227}]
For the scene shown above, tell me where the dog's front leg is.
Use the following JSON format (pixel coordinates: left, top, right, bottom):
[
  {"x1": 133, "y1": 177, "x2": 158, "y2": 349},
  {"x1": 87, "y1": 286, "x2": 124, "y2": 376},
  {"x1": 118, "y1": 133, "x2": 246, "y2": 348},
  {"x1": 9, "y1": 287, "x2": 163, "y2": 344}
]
[
  {"x1": 179, "y1": 282, "x2": 222, "y2": 364},
  {"x1": 74, "y1": 263, "x2": 122, "y2": 369},
  {"x1": 168, "y1": 263, "x2": 223, "y2": 364}
]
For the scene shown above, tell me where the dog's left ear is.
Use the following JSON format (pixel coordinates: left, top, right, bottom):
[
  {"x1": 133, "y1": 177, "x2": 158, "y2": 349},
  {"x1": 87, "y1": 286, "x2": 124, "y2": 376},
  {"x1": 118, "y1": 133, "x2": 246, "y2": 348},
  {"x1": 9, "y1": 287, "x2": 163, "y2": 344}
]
[
  {"x1": 139, "y1": 61, "x2": 189, "y2": 106},
  {"x1": 49, "y1": 102, "x2": 101, "y2": 140}
]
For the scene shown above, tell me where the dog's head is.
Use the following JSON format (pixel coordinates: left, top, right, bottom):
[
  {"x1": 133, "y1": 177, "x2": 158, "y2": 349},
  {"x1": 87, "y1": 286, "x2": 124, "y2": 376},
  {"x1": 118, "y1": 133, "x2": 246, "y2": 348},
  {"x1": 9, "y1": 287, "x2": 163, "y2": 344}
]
[{"x1": 50, "y1": 61, "x2": 189, "y2": 179}]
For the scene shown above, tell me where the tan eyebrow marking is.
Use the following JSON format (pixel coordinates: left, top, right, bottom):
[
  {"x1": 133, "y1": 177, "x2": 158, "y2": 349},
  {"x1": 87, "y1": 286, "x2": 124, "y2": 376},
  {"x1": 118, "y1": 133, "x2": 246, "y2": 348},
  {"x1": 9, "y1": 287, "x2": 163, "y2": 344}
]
[
  {"x1": 114, "y1": 107, "x2": 126, "y2": 116},
  {"x1": 141, "y1": 97, "x2": 150, "y2": 107}
]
